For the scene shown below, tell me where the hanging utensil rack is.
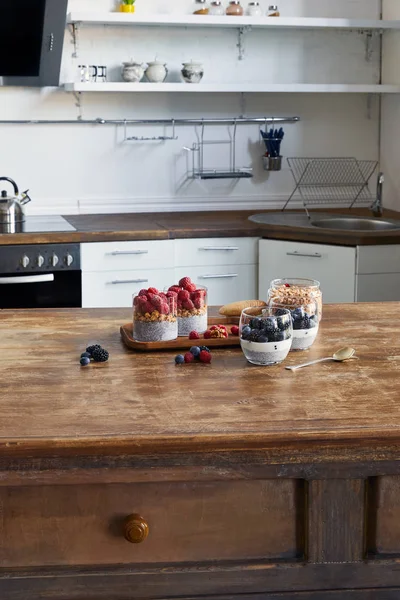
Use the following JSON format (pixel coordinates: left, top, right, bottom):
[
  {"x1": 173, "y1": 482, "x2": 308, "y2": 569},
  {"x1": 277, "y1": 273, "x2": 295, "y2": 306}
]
[{"x1": 283, "y1": 157, "x2": 378, "y2": 214}]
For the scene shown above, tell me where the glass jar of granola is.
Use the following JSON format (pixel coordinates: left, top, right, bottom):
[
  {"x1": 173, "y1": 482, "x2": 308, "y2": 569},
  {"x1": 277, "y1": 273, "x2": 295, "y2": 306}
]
[
  {"x1": 133, "y1": 289, "x2": 178, "y2": 342},
  {"x1": 267, "y1": 278, "x2": 322, "y2": 321}
]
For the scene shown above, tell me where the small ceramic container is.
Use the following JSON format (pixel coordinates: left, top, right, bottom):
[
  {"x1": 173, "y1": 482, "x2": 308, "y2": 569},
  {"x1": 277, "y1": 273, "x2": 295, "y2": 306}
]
[
  {"x1": 181, "y1": 62, "x2": 204, "y2": 84},
  {"x1": 122, "y1": 61, "x2": 146, "y2": 83},
  {"x1": 145, "y1": 62, "x2": 168, "y2": 83},
  {"x1": 247, "y1": 1, "x2": 262, "y2": 16},
  {"x1": 209, "y1": 1, "x2": 224, "y2": 15},
  {"x1": 226, "y1": 0, "x2": 243, "y2": 15}
]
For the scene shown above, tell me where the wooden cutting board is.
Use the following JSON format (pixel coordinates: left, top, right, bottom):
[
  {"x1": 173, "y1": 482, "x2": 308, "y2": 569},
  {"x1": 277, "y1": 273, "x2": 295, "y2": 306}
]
[{"x1": 120, "y1": 315, "x2": 240, "y2": 352}]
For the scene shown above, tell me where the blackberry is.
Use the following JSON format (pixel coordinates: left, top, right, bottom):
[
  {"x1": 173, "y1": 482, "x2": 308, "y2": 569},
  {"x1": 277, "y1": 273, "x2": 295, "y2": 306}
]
[
  {"x1": 300, "y1": 316, "x2": 310, "y2": 330},
  {"x1": 273, "y1": 329, "x2": 285, "y2": 342},
  {"x1": 92, "y1": 347, "x2": 109, "y2": 363},
  {"x1": 293, "y1": 319, "x2": 302, "y2": 331},
  {"x1": 249, "y1": 330, "x2": 260, "y2": 342},
  {"x1": 263, "y1": 318, "x2": 276, "y2": 333},
  {"x1": 258, "y1": 335, "x2": 268, "y2": 343},
  {"x1": 291, "y1": 307, "x2": 304, "y2": 321},
  {"x1": 277, "y1": 317, "x2": 290, "y2": 331},
  {"x1": 200, "y1": 346, "x2": 210, "y2": 353},
  {"x1": 250, "y1": 318, "x2": 262, "y2": 330},
  {"x1": 86, "y1": 344, "x2": 102, "y2": 357},
  {"x1": 275, "y1": 308, "x2": 287, "y2": 317}
]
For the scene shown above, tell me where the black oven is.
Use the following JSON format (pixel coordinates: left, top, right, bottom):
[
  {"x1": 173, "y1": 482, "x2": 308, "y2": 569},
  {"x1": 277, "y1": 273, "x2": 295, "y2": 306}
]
[{"x1": 0, "y1": 244, "x2": 81, "y2": 309}]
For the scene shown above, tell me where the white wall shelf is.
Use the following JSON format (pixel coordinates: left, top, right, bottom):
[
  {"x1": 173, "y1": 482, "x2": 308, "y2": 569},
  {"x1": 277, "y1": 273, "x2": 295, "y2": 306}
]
[
  {"x1": 67, "y1": 13, "x2": 400, "y2": 31},
  {"x1": 64, "y1": 83, "x2": 400, "y2": 94}
]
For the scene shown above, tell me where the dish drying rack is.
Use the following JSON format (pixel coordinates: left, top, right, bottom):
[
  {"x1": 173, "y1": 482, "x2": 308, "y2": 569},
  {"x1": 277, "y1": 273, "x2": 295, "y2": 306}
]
[{"x1": 283, "y1": 157, "x2": 378, "y2": 214}]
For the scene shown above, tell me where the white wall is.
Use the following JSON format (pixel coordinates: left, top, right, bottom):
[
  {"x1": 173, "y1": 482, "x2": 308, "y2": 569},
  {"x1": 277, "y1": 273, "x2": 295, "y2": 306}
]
[{"x1": 0, "y1": 0, "x2": 382, "y2": 215}]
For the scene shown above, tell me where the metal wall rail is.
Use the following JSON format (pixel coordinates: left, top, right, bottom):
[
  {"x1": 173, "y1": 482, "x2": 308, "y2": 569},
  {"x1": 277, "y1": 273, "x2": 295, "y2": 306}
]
[{"x1": 0, "y1": 116, "x2": 300, "y2": 126}]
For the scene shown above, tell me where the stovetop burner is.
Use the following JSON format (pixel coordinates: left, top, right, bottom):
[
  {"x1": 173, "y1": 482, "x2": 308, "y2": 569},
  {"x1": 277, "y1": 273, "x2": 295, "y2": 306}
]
[{"x1": 0, "y1": 216, "x2": 76, "y2": 234}]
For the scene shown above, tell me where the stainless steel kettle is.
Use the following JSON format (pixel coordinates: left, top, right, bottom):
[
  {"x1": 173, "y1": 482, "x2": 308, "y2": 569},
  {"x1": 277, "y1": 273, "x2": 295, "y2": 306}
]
[{"x1": 0, "y1": 177, "x2": 31, "y2": 225}]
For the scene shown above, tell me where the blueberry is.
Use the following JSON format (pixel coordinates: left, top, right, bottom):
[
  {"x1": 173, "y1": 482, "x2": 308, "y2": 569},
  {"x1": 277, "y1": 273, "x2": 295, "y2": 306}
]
[
  {"x1": 80, "y1": 352, "x2": 91, "y2": 359},
  {"x1": 309, "y1": 316, "x2": 318, "y2": 329},
  {"x1": 190, "y1": 346, "x2": 201, "y2": 358},
  {"x1": 80, "y1": 356, "x2": 90, "y2": 366},
  {"x1": 250, "y1": 318, "x2": 263, "y2": 330},
  {"x1": 275, "y1": 308, "x2": 287, "y2": 317},
  {"x1": 241, "y1": 326, "x2": 252, "y2": 340},
  {"x1": 258, "y1": 335, "x2": 268, "y2": 343},
  {"x1": 175, "y1": 354, "x2": 185, "y2": 364},
  {"x1": 263, "y1": 318, "x2": 276, "y2": 333},
  {"x1": 293, "y1": 319, "x2": 302, "y2": 331},
  {"x1": 292, "y1": 307, "x2": 304, "y2": 321},
  {"x1": 273, "y1": 330, "x2": 285, "y2": 342}
]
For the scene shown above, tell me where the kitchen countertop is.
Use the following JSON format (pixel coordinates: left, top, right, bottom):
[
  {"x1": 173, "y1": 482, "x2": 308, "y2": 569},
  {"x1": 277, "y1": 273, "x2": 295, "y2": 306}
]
[
  {"x1": 1, "y1": 303, "x2": 400, "y2": 463},
  {"x1": 1, "y1": 207, "x2": 400, "y2": 246}
]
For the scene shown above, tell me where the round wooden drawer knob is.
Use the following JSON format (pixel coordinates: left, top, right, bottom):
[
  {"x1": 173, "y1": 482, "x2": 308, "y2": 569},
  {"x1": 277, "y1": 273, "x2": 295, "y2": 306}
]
[{"x1": 124, "y1": 514, "x2": 149, "y2": 544}]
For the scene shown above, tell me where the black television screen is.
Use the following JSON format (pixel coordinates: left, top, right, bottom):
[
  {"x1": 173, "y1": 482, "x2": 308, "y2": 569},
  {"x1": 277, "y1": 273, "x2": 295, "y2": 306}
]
[{"x1": 0, "y1": 0, "x2": 67, "y2": 86}]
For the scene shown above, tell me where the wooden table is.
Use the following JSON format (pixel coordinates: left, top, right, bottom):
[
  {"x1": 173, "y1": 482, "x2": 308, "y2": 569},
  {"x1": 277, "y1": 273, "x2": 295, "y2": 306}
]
[{"x1": 1, "y1": 304, "x2": 400, "y2": 599}]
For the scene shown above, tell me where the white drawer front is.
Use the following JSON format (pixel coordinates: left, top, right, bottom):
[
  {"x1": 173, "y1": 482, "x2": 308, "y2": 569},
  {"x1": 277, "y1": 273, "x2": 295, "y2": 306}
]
[
  {"x1": 259, "y1": 240, "x2": 356, "y2": 304},
  {"x1": 82, "y1": 269, "x2": 175, "y2": 308},
  {"x1": 175, "y1": 266, "x2": 257, "y2": 306},
  {"x1": 175, "y1": 238, "x2": 259, "y2": 267},
  {"x1": 357, "y1": 245, "x2": 400, "y2": 274},
  {"x1": 357, "y1": 274, "x2": 400, "y2": 302},
  {"x1": 81, "y1": 241, "x2": 174, "y2": 272}
]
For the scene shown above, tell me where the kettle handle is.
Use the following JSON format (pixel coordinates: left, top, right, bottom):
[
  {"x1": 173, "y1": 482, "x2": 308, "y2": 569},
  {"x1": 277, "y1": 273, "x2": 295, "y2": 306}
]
[{"x1": 0, "y1": 178, "x2": 19, "y2": 196}]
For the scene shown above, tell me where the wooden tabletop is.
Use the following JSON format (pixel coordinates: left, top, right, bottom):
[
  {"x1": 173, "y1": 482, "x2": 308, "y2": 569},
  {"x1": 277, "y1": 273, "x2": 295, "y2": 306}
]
[
  {"x1": 0, "y1": 304, "x2": 400, "y2": 460},
  {"x1": 1, "y1": 208, "x2": 400, "y2": 246}
]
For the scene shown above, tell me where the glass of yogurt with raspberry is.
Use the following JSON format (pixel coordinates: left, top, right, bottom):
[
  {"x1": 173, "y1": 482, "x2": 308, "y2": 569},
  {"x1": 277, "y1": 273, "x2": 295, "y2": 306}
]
[
  {"x1": 167, "y1": 277, "x2": 208, "y2": 336},
  {"x1": 133, "y1": 288, "x2": 178, "y2": 342},
  {"x1": 240, "y1": 306, "x2": 292, "y2": 366}
]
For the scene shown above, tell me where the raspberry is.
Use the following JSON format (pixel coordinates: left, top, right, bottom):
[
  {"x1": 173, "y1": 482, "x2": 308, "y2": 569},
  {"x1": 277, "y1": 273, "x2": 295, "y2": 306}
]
[
  {"x1": 138, "y1": 289, "x2": 148, "y2": 297},
  {"x1": 193, "y1": 296, "x2": 204, "y2": 309},
  {"x1": 148, "y1": 287, "x2": 159, "y2": 294},
  {"x1": 209, "y1": 325, "x2": 218, "y2": 331},
  {"x1": 133, "y1": 296, "x2": 140, "y2": 306},
  {"x1": 168, "y1": 286, "x2": 181, "y2": 294},
  {"x1": 178, "y1": 290, "x2": 190, "y2": 301},
  {"x1": 150, "y1": 294, "x2": 163, "y2": 310},
  {"x1": 185, "y1": 282, "x2": 197, "y2": 293},
  {"x1": 183, "y1": 299, "x2": 195, "y2": 310},
  {"x1": 184, "y1": 352, "x2": 195, "y2": 363},
  {"x1": 166, "y1": 290, "x2": 178, "y2": 299},
  {"x1": 189, "y1": 331, "x2": 200, "y2": 340},
  {"x1": 199, "y1": 350, "x2": 212, "y2": 364},
  {"x1": 231, "y1": 325, "x2": 239, "y2": 335},
  {"x1": 204, "y1": 330, "x2": 212, "y2": 339},
  {"x1": 179, "y1": 276, "x2": 192, "y2": 288},
  {"x1": 142, "y1": 301, "x2": 154, "y2": 315},
  {"x1": 160, "y1": 302, "x2": 170, "y2": 315}
]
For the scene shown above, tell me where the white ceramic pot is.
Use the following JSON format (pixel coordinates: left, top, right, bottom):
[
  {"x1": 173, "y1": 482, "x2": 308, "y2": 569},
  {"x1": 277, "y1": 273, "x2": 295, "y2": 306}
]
[
  {"x1": 145, "y1": 62, "x2": 168, "y2": 83},
  {"x1": 181, "y1": 62, "x2": 204, "y2": 84},
  {"x1": 122, "y1": 62, "x2": 146, "y2": 83}
]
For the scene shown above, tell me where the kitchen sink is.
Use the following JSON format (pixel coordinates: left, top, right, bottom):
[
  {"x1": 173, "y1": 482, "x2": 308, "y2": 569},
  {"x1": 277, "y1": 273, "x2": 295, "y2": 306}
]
[{"x1": 311, "y1": 217, "x2": 400, "y2": 232}]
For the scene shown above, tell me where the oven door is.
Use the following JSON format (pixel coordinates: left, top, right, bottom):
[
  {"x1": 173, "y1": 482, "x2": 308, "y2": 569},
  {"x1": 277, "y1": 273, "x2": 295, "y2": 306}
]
[{"x1": 0, "y1": 271, "x2": 81, "y2": 309}]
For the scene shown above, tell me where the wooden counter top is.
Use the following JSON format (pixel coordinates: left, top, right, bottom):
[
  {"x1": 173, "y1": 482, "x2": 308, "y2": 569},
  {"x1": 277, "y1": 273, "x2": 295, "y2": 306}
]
[
  {"x1": 0, "y1": 208, "x2": 400, "y2": 246},
  {"x1": 1, "y1": 303, "x2": 400, "y2": 463}
]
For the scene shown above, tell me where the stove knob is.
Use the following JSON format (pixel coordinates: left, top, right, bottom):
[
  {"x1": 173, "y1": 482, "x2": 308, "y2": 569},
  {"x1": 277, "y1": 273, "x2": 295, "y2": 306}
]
[
  {"x1": 21, "y1": 255, "x2": 30, "y2": 268},
  {"x1": 37, "y1": 255, "x2": 45, "y2": 268},
  {"x1": 51, "y1": 254, "x2": 59, "y2": 268},
  {"x1": 65, "y1": 253, "x2": 74, "y2": 267}
]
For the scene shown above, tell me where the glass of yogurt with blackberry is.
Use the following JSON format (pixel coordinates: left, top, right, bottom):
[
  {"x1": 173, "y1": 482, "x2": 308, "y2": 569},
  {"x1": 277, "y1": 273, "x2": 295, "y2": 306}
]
[
  {"x1": 240, "y1": 307, "x2": 292, "y2": 366},
  {"x1": 270, "y1": 300, "x2": 319, "y2": 351}
]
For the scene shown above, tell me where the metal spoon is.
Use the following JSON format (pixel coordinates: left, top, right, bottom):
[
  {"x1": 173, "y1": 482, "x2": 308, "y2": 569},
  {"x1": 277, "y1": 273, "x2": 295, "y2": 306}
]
[{"x1": 285, "y1": 347, "x2": 357, "y2": 372}]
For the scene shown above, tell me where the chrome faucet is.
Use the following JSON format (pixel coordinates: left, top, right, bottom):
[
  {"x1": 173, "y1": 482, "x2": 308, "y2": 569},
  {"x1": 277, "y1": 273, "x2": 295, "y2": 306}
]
[{"x1": 371, "y1": 172, "x2": 384, "y2": 217}]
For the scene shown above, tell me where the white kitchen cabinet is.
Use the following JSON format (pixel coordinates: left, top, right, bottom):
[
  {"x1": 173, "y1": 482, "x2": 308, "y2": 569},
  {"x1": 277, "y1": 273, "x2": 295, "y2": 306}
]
[
  {"x1": 357, "y1": 274, "x2": 400, "y2": 302},
  {"x1": 82, "y1": 269, "x2": 175, "y2": 308},
  {"x1": 175, "y1": 265, "x2": 257, "y2": 306},
  {"x1": 174, "y1": 238, "x2": 259, "y2": 267},
  {"x1": 81, "y1": 241, "x2": 174, "y2": 272},
  {"x1": 356, "y1": 245, "x2": 400, "y2": 302},
  {"x1": 259, "y1": 239, "x2": 356, "y2": 303}
]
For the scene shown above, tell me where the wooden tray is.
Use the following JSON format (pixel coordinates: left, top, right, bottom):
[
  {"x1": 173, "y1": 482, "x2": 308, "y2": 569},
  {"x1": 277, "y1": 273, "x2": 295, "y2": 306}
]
[{"x1": 120, "y1": 316, "x2": 240, "y2": 352}]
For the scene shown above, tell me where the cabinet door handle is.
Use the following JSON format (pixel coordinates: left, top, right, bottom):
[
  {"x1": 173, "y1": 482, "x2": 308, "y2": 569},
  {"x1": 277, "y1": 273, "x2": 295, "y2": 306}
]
[
  {"x1": 109, "y1": 250, "x2": 149, "y2": 256},
  {"x1": 199, "y1": 246, "x2": 239, "y2": 251},
  {"x1": 124, "y1": 514, "x2": 149, "y2": 544},
  {"x1": 200, "y1": 273, "x2": 238, "y2": 279},
  {"x1": 286, "y1": 251, "x2": 322, "y2": 259},
  {"x1": 109, "y1": 279, "x2": 148, "y2": 285}
]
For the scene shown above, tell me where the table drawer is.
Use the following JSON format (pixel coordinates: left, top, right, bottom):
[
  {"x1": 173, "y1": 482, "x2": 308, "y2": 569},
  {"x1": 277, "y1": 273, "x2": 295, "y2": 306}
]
[
  {"x1": 0, "y1": 480, "x2": 300, "y2": 568},
  {"x1": 175, "y1": 238, "x2": 259, "y2": 267},
  {"x1": 81, "y1": 241, "x2": 174, "y2": 272},
  {"x1": 82, "y1": 269, "x2": 175, "y2": 307}
]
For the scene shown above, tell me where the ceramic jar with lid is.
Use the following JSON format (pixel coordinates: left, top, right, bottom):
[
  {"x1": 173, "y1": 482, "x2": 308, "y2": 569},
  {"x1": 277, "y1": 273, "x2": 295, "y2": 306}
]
[
  {"x1": 209, "y1": 0, "x2": 224, "y2": 15},
  {"x1": 226, "y1": 0, "x2": 244, "y2": 15},
  {"x1": 247, "y1": 1, "x2": 262, "y2": 16},
  {"x1": 122, "y1": 61, "x2": 146, "y2": 83},
  {"x1": 145, "y1": 62, "x2": 168, "y2": 83},
  {"x1": 181, "y1": 61, "x2": 204, "y2": 84}
]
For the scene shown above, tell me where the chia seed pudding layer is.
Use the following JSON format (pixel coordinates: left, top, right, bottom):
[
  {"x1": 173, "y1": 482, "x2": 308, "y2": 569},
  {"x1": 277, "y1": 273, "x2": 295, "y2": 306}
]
[
  {"x1": 240, "y1": 338, "x2": 292, "y2": 366},
  {"x1": 291, "y1": 326, "x2": 319, "y2": 351},
  {"x1": 133, "y1": 320, "x2": 178, "y2": 342},
  {"x1": 178, "y1": 312, "x2": 208, "y2": 336}
]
